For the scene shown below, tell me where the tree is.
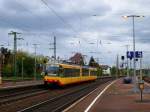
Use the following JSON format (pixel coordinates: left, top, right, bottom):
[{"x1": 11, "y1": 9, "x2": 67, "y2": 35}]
[
  {"x1": 97, "y1": 67, "x2": 103, "y2": 77},
  {"x1": 1, "y1": 47, "x2": 12, "y2": 65},
  {"x1": 1, "y1": 47, "x2": 48, "y2": 78},
  {"x1": 88, "y1": 56, "x2": 99, "y2": 67},
  {"x1": 111, "y1": 66, "x2": 117, "y2": 76},
  {"x1": 1, "y1": 47, "x2": 13, "y2": 76},
  {"x1": 17, "y1": 51, "x2": 35, "y2": 77},
  {"x1": 23, "y1": 57, "x2": 34, "y2": 77}
]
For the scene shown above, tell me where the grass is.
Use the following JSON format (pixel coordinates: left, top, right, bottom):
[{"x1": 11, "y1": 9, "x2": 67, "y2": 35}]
[
  {"x1": 2, "y1": 74, "x2": 43, "y2": 81},
  {"x1": 2, "y1": 77, "x2": 33, "y2": 81}
]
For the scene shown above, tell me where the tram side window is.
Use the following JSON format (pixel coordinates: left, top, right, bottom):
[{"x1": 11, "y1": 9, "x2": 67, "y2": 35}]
[
  {"x1": 90, "y1": 70, "x2": 97, "y2": 76},
  {"x1": 73, "y1": 69, "x2": 80, "y2": 77},
  {"x1": 82, "y1": 68, "x2": 89, "y2": 76},
  {"x1": 64, "y1": 68, "x2": 80, "y2": 77},
  {"x1": 63, "y1": 69, "x2": 70, "y2": 77},
  {"x1": 58, "y1": 67, "x2": 64, "y2": 77}
]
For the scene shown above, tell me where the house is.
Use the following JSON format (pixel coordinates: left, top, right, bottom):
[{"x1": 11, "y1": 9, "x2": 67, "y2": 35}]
[
  {"x1": 69, "y1": 53, "x2": 84, "y2": 65},
  {"x1": 100, "y1": 65, "x2": 111, "y2": 76}
]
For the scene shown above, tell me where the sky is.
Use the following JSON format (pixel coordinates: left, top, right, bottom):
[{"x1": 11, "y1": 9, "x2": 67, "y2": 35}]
[{"x1": 0, "y1": 0, "x2": 150, "y2": 67}]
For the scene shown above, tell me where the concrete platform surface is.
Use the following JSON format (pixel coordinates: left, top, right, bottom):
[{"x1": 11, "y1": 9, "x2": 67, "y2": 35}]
[
  {"x1": 0, "y1": 80, "x2": 43, "y2": 89},
  {"x1": 64, "y1": 79, "x2": 150, "y2": 112}
]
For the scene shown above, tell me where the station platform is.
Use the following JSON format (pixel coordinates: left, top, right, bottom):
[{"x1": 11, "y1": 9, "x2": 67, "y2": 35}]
[
  {"x1": 64, "y1": 78, "x2": 150, "y2": 112},
  {"x1": 0, "y1": 80, "x2": 43, "y2": 89}
]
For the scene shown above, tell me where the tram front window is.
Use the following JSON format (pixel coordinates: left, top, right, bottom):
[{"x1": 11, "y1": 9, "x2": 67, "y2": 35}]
[{"x1": 46, "y1": 66, "x2": 59, "y2": 76}]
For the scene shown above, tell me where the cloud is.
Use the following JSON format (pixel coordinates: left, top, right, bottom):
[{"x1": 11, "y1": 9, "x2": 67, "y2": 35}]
[{"x1": 0, "y1": 0, "x2": 150, "y2": 66}]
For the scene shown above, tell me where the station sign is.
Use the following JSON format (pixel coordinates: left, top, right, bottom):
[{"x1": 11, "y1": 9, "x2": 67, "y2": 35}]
[
  {"x1": 135, "y1": 51, "x2": 143, "y2": 58},
  {"x1": 127, "y1": 51, "x2": 133, "y2": 59},
  {"x1": 127, "y1": 51, "x2": 143, "y2": 59}
]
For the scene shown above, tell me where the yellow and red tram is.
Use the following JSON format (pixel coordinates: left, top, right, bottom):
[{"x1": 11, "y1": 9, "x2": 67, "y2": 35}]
[{"x1": 42, "y1": 63, "x2": 97, "y2": 86}]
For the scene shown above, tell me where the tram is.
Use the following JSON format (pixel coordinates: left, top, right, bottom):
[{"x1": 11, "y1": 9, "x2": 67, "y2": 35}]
[{"x1": 42, "y1": 63, "x2": 97, "y2": 86}]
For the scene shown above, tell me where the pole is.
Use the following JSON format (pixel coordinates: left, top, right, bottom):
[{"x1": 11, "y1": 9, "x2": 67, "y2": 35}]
[
  {"x1": 14, "y1": 33, "x2": 17, "y2": 78},
  {"x1": 126, "y1": 45, "x2": 129, "y2": 77},
  {"x1": 22, "y1": 57, "x2": 24, "y2": 80},
  {"x1": 33, "y1": 44, "x2": 38, "y2": 80},
  {"x1": 22, "y1": 58, "x2": 23, "y2": 80},
  {"x1": 122, "y1": 15, "x2": 144, "y2": 92},
  {"x1": 54, "y1": 36, "x2": 56, "y2": 60},
  {"x1": 116, "y1": 54, "x2": 119, "y2": 78},
  {"x1": 140, "y1": 89, "x2": 143, "y2": 102},
  {"x1": 132, "y1": 16, "x2": 137, "y2": 92},
  {"x1": 49, "y1": 36, "x2": 56, "y2": 62},
  {"x1": 0, "y1": 50, "x2": 2, "y2": 84},
  {"x1": 129, "y1": 58, "x2": 132, "y2": 75},
  {"x1": 140, "y1": 58, "x2": 142, "y2": 80},
  {"x1": 8, "y1": 31, "x2": 22, "y2": 79}
]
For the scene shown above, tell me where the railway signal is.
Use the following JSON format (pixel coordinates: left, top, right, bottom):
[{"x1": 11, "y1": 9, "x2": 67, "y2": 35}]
[{"x1": 121, "y1": 56, "x2": 125, "y2": 60}]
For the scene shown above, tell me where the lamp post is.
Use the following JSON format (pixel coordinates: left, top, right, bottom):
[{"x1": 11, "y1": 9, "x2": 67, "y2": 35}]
[{"x1": 123, "y1": 15, "x2": 144, "y2": 92}]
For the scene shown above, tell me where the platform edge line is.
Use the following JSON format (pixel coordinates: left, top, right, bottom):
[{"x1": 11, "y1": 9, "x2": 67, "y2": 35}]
[
  {"x1": 62, "y1": 83, "x2": 100, "y2": 112},
  {"x1": 84, "y1": 80, "x2": 116, "y2": 112}
]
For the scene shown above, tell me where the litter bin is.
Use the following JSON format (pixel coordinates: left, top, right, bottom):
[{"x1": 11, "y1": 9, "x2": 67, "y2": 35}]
[
  {"x1": 138, "y1": 80, "x2": 144, "y2": 91},
  {"x1": 123, "y1": 77, "x2": 132, "y2": 84}
]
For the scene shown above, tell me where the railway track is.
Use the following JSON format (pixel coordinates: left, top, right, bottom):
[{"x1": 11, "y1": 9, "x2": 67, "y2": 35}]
[
  {"x1": 0, "y1": 85, "x2": 48, "y2": 105},
  {"x1": 143, "y1": 76, "x2": 150, "y2": 83},
  {"x1": 0, "y1": 89, "x2": 48, "y2": 106},
  {"x1": 18, "y1": 77, "x2": 114, "y2": 112},
  {"x1": 0, "y1": 84, "x2": 44, "y2": 96}
]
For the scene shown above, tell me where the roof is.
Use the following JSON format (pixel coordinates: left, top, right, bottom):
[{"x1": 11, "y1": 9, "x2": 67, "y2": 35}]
[
  {"x1": 69, "y1": 53, "x2": 83, "y2": 65},
  {"x1": 100, "y1": 65, "x2": 110, "y2": 69},
  {"x1": 46, "y1": 63, "x2": 97, "y2": 70}
]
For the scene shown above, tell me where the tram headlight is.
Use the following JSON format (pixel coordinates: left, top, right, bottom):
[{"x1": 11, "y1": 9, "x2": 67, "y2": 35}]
[{"x1": 41, "y1": 72, "x2": 45, "y2": 76}]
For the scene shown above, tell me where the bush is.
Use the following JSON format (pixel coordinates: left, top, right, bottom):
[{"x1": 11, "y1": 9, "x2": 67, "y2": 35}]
[
  {"x1": 97, "y1": 67, "x2": 102, "y2": 77},
  {"x1": 111, "y1": 66, "x2": 117, "y2": 76},
  {"x1": 17, "y1": 56, "x2": 35, "y2": 77},
  {"x1": 2, "y1": 64, "x2": 13, "y2": 77}
]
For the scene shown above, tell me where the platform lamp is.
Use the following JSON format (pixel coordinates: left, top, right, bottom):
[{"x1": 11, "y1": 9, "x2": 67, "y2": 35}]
[{"x1": 122, "y1": 15, "x2": 144, "y2": 92}]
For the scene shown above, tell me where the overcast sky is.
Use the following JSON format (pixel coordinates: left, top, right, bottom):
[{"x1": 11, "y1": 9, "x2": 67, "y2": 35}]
[{"x1": 0, "y1": 0, "x2": 150, "y2": 67}]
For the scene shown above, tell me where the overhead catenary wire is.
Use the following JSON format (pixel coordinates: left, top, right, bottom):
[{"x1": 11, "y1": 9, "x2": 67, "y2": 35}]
[
  {"x1": 39, "y1": 0, "x2": 88, "y2": 54},
  {"x1": 68, "y1": 0, "x2": 82, "y2": 31},
  {"x1": 40, "y1": 0, "x2": 78, "y2": 34}
]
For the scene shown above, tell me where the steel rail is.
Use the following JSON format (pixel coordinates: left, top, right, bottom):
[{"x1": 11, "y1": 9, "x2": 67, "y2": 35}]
[{"x1": 18, "y1": 77, "x2": 114, "y2": 112}]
